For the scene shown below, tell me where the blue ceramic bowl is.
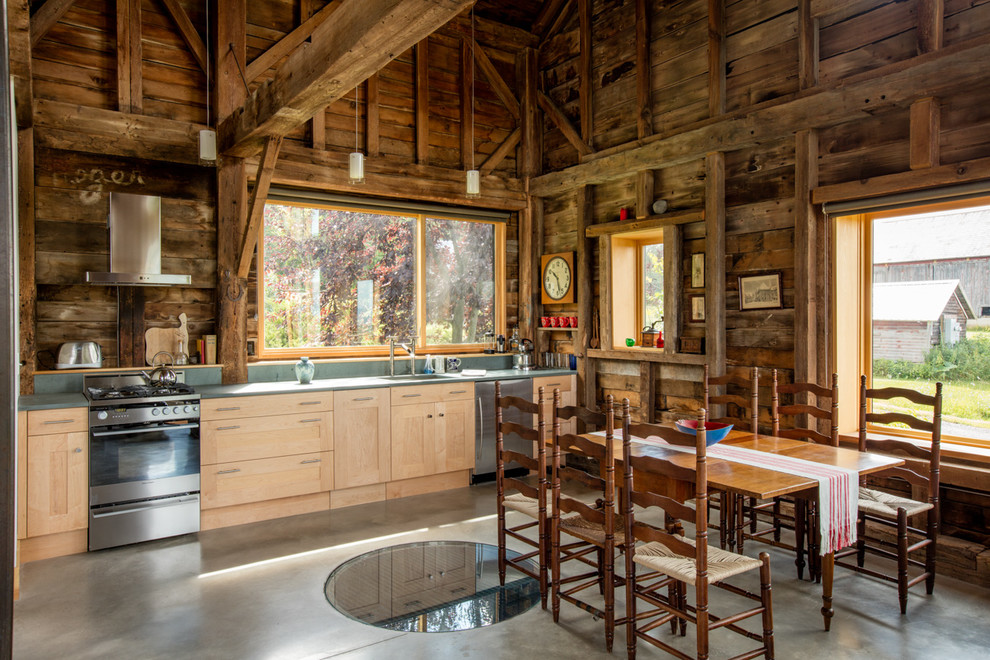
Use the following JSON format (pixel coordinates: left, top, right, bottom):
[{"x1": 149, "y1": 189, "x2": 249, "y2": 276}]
[{"x1": 674, "y1": 420, "x2": 733, "y2": 446}]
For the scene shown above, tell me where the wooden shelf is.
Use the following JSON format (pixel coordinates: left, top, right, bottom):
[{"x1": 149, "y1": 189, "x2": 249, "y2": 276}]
[
  {"x1": 538, "y1": 326, "x2": 578, "y2": 332},
  {"x1": 585, "y1": 209, "x2": 705, "y2": 237},
  {"x1": 587, "y1": 348, "x2": 707, "y2": 365}
]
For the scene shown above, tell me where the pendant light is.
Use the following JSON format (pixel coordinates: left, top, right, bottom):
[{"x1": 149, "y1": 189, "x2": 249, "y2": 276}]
[
  {"x1": 466, "y1": 7, "x2": 480, "y2": 197},
  {"x1": 199, "y1": 0, "x2": 217, "y2": 163},
  {"x1": 349, "y1": 83, "x2": 365, "y2": 184}
]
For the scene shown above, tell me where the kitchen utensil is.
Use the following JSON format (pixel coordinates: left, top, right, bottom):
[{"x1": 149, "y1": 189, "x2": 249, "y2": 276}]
[
  {"x1": 590, "y1": 306, "x2": 600, "y2": 348},
  {"x1": 433, "y1": 356, "x2": 446, "y2": 373},
  {"x1": 55, "y1": 341, "x2": 102, "y2": 369},
  {"x1": 143, "y1": 351, "x2": 177, "y2": 386},
  {"x1": 446, "y1": 357, "x2": 461, "y2": 372},
  {"x1": 145, "y1": 313, "x2": 188, "y2": 366}
]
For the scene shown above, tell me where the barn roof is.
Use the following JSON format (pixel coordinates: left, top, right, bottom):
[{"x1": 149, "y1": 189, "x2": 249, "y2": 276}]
[
  {"x1": 874, "y1": 280, "x2": 977, "y2": 321},
  {"x1": 873, "y1": 206, "x2": 990, "y2": 263}
]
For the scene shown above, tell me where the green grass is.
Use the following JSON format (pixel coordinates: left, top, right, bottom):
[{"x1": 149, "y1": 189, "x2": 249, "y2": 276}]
[{"x1": 873, "y1": 377, "x2": 990, "y2": 428}]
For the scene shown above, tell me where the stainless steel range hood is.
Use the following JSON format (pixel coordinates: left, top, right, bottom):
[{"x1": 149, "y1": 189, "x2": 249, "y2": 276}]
[{"x1": 86, "y1": 193, "x2": 191, "y2": 286}]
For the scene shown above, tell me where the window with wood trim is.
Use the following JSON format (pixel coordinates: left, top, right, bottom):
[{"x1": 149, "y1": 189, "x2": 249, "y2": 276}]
[
  {"x1": 258, "y1": 199, "x2": 505, "y2": 357},
  {"x1": 611, "y1": 230, "x2": 664, "y2": 348},
  {"x1": 833, "y1": 197, "x2": 990, "y2": 447}
]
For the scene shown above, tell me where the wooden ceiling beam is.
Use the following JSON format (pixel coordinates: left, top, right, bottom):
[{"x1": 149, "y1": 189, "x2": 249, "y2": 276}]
[
  {"x1": 237, "y1": 135, "x2": 283, "y2": 280},
  {"x1": 220, "y1": 0, "x2": 473, "y2": 158},
  {"x1": 30, "y1": 0, "x2": 77, "y2": 47},
  {"x1": 530, "y1": 36, "x2": 990, "y2": 197},
  {"x1": 159, "y1": 0, "x2": 208, "y2": 73},
  {"x1": 471, "y1": 37, "x2": 521, "y2": 120},
  {"x1": 244, "y1": 0, "x2": 341, "y2": 84},
  {"x1": 531, "y1": 0, "x2": 569, "y2": 39},
  {"x1": 538, "y1": 91, "x2": 590, "y2": 157},
  {"x1": 479, "y1": 127, "x2": 521, "y2": 176}
]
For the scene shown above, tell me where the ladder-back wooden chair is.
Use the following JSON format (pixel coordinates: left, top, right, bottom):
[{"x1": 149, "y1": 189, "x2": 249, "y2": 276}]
[
  {"x1": 495, "y1": 381, "x2": 549, "y2": 608},
  {"x1": 551, "y1": 392, "x2": 621, "y2": 652},
  {"x1": 622, "y1": 405, "x2": 775, "y2": 660},
  {"x1": 742, "y1": 371, "x2": 839, "y2": 581},
  {"x1": 834, "y1": 375, "x2": 943, "y2": 614}
]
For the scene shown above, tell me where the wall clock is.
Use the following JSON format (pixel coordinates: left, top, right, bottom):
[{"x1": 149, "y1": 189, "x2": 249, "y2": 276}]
[{"x1": 541, "y1": 252, "x2": 575, "y2": 304}]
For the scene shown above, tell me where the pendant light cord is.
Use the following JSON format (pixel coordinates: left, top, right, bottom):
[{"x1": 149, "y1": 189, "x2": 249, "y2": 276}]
[
  {"x1": 205, "y1": 0, "x2": 210, "y2": 127},
  {"x1": 355, "y1": 83, "x2": 360, "y2": 152},
  {"x1": 470, "y1": 7, "x2": 475, "y2": 171}
]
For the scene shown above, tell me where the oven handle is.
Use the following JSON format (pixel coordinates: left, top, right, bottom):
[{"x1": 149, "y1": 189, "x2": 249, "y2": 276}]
[
  {"x1": 91, "y1": 423, "x2": 200, "y2": 437},
  {"x1": 90, "y1": 494, "x2": 200, "y2": 518}
]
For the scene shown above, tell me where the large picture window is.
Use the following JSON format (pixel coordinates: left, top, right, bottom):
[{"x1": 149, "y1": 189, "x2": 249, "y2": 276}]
[{"x1": 259, "y1": 199, "x2": 504, "y2": 356}]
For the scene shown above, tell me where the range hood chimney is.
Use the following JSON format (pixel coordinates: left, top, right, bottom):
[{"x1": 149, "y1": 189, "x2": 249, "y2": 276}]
[{"x1": 86, "y1": 193, "x2": 191, "y2": 286}]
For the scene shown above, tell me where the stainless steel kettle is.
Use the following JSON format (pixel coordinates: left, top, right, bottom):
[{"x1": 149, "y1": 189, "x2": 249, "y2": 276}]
[{"x1": 142, "y1": 351, "x2": 177, "y2": 386}]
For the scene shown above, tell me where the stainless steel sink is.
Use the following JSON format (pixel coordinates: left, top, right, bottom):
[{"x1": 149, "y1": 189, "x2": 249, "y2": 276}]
[{"x1": 377, "y1": 374, "x2": 462, "y2": 381}]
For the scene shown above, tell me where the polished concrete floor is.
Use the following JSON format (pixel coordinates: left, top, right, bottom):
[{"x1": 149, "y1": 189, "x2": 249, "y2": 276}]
[{"x1": 14, "y1": 482, "x2": 990, "y2": 659}]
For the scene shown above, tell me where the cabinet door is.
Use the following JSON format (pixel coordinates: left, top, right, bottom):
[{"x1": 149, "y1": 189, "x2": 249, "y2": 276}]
[
  {"x1": 202, "y1": 451, "x2": 331, "y2": 509},
  {"x1": 333, "y1": 389, "x2": 391, "y2": 489},
  {"x1": 436, "y1": 398, "x2": 475, "y2": 472},
  {"x1": 391, "y1": 402, "x2": 436, "y2": 481},
  {"x1": 534, "y1": 375, "x2": 576, "y2": 437},
  {"x1": 17, "y1": 411, "x2": 27, "y2": 541},
  {"x1": 27, "y1": 431, "x2": 88, "y2": 537}
]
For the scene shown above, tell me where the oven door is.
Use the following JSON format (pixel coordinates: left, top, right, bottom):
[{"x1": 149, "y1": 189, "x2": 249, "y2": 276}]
[{"x1": 89, "y1": 422, "x2": 200, "y2": 506}]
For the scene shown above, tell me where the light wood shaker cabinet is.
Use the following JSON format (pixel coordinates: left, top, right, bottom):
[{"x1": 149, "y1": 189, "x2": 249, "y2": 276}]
[
  {"x1": 333, "y1": 388, "x2": 391, "y2": 489},
  {"x1": 390, "y1": 383, "x2": 474, "y2": 481},
  {"x1": 25, "y1": 408, "x2": 89, "y2": 537},
  {"x1": 533, "y1": 375, "x2": 576, "y2": 436}
]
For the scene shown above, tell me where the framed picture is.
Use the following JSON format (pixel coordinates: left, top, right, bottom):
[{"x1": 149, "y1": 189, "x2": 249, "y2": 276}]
[
  {"x1": 691, "y1": 253, "x2": 705, "y2": 288},
  {"x1": 690, "y1": 295, "x2": 706, "y2": 322},
  {"x1": 738, "y1": 272, "x2": 783, "y2": 310}
]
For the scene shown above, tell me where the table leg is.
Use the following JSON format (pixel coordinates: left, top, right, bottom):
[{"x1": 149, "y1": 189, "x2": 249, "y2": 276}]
[{"x1": 821, "y1": 552, "x2": 834, "y2": 632}]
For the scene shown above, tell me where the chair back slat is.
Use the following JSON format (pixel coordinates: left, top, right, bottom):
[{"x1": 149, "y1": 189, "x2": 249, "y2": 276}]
[
  {"x1": 557, "y1": 432, "x2": 609, "y2": 461},
  {"x1": 504, "y1": 477, "x2": 539, "y2": 501},
  {"x1": 627, "y1": 486, "x2": 695, "y2": 521},
  {"x1": 865, "y1": 412, "x2": 934, "y2": 433},
  {"x1": 624, "y1": 420, "x2": 696, "y2": 448},
  {"x1": 498, "y1": 394, "x2": 541, "y2": 414},
  {"x1": 866, "y1": 385, "x2": 940, "y2": 407},
  {"x1": 862, "y1": 437, "x2": 935, "y2": 461},
  {"x1": 771, "y1": 370, "x2": 839, "y2": 446},
  {"x1": 502, "y1": 449, "x2": 538, "y2": 471},
  {"x1": 496, "y1": 381, "x2": 547, "y2": 504},
  {"x1": 558, "y1": 464, "x2": 605, "y2": 490},
  {"x1": 630, "y1": 520, "x2": 696, "y2": 556},
  {"x1": 558, "y1": 497, "x2": 608, "y2": 524},
  {"x1": 704, "y1": 364, "x2": 758, "y2": 435},
  {"x1": 870, "y1": 465, "x2": 932, "y2": 491},
  {"x1": 500, "y1": 421, "x2": 541, "y2": 441},
  {"x1": 557, "y1": 403, "x2": 615, "y2": 428}
]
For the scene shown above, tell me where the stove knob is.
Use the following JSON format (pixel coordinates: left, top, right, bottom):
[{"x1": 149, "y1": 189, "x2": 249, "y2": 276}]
[
  {"x1": 152, "y1": 408, "x2": 160, "y2": 416},
  {"x1": 97, "y1": 411, "x2": 108, "y2": 421},
  {"x1": 192, "y1": 405, "x2": 199, "y2": 413},
  {"x1": 161, "y1": 407, "x2": 170, "y2": 415},
  {"x1": 183, "y1": 406, "x2": 191, "y2": 413},
  {"x1": 172, "y1": 407, "x2": 181, "y2": 415}
]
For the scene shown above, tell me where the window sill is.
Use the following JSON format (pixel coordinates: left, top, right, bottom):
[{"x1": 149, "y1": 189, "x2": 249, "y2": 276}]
[
  {"x1": 839, "y1": 432, "x2": 990, "y2": 491},
  {"x1": 587, "y1": 348, "x2": 707, "y2": 365}
]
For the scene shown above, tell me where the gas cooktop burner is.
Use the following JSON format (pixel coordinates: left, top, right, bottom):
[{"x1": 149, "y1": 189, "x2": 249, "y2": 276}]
[{"x1": 87, "y1": 383, "x2": 197, "y2": 401}]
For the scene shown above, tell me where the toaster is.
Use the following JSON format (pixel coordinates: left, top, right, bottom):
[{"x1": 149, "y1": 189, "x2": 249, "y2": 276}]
[{"x1": 55, "y1": 341, "x2": 103, "y2": 369}]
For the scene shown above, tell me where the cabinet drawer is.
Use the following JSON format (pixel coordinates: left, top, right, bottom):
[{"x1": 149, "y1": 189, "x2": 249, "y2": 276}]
[
  {"x1": 201, "y1": 392, "x2": 333, "y2": 421},
  {"x1": 27, "y1": 408, "x2": 87, "y2": 435},
  {"x1": 202, "y1": 412, "x2": 332, "y2": 464},
  {"x1": 390, "y1": 382, "x2": 474, "y2": 406},
  {"x1": 201, "y1": 451, "x2": 332, "y2": 509},
  {"x1": 532, "y1": 375, "x2": 573, "y2": 396}
]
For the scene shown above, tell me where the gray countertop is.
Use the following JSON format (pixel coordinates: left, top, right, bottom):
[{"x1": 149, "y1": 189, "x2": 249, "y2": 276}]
[{"x1": 18, "y1": 369, "x2": 575, "y2": 410}]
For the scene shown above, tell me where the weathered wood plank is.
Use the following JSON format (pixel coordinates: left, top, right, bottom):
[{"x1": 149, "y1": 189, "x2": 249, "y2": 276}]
[
  {"x1": 794, "y1": 129, "x2": 818, "y2": 386},
  {"x1": 116, "y1": 0, "x2": 142, "y2": 113},
  {"x1": 460, "y1": 38, "x2": 472, "y2": 170},
  {"x1": 585, "y1": 209, "x2": 705, "y2": 237},
  {"x1": 237, "y1": 135, "x2": 282, "y2": 280},
  {"x1": 538, "y1": 91, "x2": 590, "y2": 157},
  {"x1": 636, "y1": 0, "x2": 652, "y2": 139},
  {"x1": 705, "y1": 152, "x2": 726, "y2": 389},
  {"x1": 910, "y1": 96, "x2": 940, "y2": 170},
  {"x1": 30, "y1": 0, "x2": 77, "y2": 47},
  {"x1": 479, "y1": 127, "x2": 520, "y2": 176},
  {"x1": 578, "y1": 0, "x2": 592, "y2": 147},
  {"x1": 244, "y1": 0, "x2": 341, "y2": 83},
  {"x1": 159, "y1": 0, "x2": 208, "y2": 73},
  {"x1": 221, "y1": 0, "x2": 473, "y2": 157},
  {"x1": 708, "y1": 0, "x2": 725, "y2": 117},
  {"x1": 472, "y1": 37, "x2": 521, "y2": 121},
  {"x1": 918, "y1": 0, "x2": 945, "y2": 54},
  {"x1": 416, "y1": 37, "x2": 429, "y2": 164},
  {"x1": 367, "y1": 74, "x2": 380, "y2": 156},
  {"x1": 798, "y1": 0, "x2": 819, "y2": 89},
  {"x1": 576, "y1": 186, "x2": 593, "y2": 407}
]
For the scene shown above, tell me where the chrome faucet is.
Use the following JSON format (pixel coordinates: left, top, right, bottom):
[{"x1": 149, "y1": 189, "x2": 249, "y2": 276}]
[{"x1": 388, "y1": 336, "x2": 418, "y2": 375}]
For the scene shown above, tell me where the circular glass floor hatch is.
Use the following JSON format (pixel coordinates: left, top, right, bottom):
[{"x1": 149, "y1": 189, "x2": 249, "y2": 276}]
[{"x1": 325, "y1": 540, "x2": 540, "y2": 632}]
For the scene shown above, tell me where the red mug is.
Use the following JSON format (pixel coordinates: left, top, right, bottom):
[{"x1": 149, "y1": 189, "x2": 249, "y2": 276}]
[
  {"x1": 540, "y1": 316, "x2": 551, "y2": 327},
  {"x1": 550, "y1": 317, "x2": 560, "y2": 327},
  {"x1": 568, "y1": 316, "x2": 578, "y2": 327}
]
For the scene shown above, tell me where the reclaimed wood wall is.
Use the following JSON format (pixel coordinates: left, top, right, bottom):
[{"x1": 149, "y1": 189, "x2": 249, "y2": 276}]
[
  {"x1": 18, "y1": 0, "x2": 528, "y2": 388},
  {"x1": 532, "y1": 0, "x2": 990, "y2": 424}
]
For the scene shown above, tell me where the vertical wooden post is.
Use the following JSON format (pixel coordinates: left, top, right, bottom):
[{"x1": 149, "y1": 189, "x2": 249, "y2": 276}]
[
  {"x1": 367, "y1": 74, "x2": 380, "y2": 157},
  {"x1": 300, "y1": 0, "x2": 325, "y2": 150},
  {"x1": 117, "y1": 288, "x2": 147, "y2": 367},
  {"x1": 460, "y1": 37, "x2": 473, "y2": 171},
  {"x1": 795, "y1": 129, "x2": 819, "y2": 390},
  {"x1": 663, "y1": 224, "x2": 682, "y2": 356},
  {"x1": 798, "y1": 0, "x2": 819, "y2": 90},
  {"x1": 416, "y1": 37, "x2": 430, "y2": 165},
  {"x1": 578, "y1": 0, "x2": 593, "y2": 149},
  {"x1": 918, "y1": 0, "x2": 944, "y2": 54},
  {"x1": 910, "y1": 97, "x2": 940, "y2": 171},
  {"x1": 636, "y1": 170, "x2": 654, "y2": 218},
  {"x1": 519, "y1": 47, "x2": 540, "y2": 179},
  {"x1": 635, "y1": 0, "x2": 652, "y2": 139},
  {"x1": 217, "y1": 0, "x2": 248, "y2": 384},
  {"x1": 576, "y1": 185, "x2": 594, "y2": 410},
  {"x1": 707, "y1": 0, "x2": 725, "y2": 117},
  {"x1": 116, "y1": 0, "x2": 143, "y2": 113},
  {"x1": 705, "y1": 152, "x2": 726, "y2": 419},
  {"x1": 639, "y1": 362, "x2": 655, "y2": 422}
]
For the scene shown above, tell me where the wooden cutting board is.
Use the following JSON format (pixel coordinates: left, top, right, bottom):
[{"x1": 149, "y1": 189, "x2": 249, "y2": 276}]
[{"x1": 145, "y1": 313, "x2": 188, "y2": 365}]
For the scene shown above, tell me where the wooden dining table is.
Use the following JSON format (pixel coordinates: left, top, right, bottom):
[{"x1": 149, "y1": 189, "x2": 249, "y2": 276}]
[{"x1": 580, "y1": 426, "x2": 905, "y2": 632}]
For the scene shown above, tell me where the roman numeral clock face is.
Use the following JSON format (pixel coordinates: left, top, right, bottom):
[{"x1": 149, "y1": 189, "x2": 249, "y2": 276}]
[{"x1": 543, "y1": 256, "x2": 572, "y2": 301}]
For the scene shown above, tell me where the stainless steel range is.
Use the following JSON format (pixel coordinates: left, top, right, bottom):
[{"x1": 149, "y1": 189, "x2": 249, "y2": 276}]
[{"x1": 84, "y1": 373, "x2": 201, "y2": 551}]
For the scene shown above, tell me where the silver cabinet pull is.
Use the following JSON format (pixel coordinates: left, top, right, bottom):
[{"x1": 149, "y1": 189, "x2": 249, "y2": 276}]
[
  {"x1": 43, "y1": 419, "x2": 75, "y2": 425},
  {"x1": 449, "y1": 390, "x2": 467, "y2": 394},
  {"x1": 299, "y1": 401, "x2": 322, "y2": 406},
  {"x1": 402, "y1": 393, "x2": 421, "y2": 398},
  {"x1": 300, "y1": 458, "x2": 321, "y2": 464},
  {"x1": 73, "y1": 447, "x2": 82, "y2": 453},
  {"x1": 216, "y1": 468, "x2": 241, "y2": 475},
  {"x1": 547, "y1": 383, "x2": 561, "y2": 387},
  {"x1": 216, "y1": 425, "x2": 240, "y2": 431},
  {"x1": 353, "y1": 396, "x2": 374, "y2": 401},
  {"x1": 299, "y1": 418, "x2": 321, "y2": 423},
  {"x1": 217, "y1": 406, "x2": 241, "y2": 411}
]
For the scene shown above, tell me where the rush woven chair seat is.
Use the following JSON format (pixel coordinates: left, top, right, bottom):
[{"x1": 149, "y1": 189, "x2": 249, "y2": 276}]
[
  {"x1": 495, "y1": 382, "x2": 549, "y2": 608},
  {"x1": 740, "y1": 371, "x2": 839, "y2": 581},
  {"x1": 551, "y1": 392, "x2": 622, "y2": 652},
  {"x1": 834, "y1": 376, "x2": 943, "y2": 614},
  {"x1": 622, "y1": 403, "x2": 774, "y2": 660},
  {"x1": 704, "y1": 365, "x2": 759, "y2": 551}
]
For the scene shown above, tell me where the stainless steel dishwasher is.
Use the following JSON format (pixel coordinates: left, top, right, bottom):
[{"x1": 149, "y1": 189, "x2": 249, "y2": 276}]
[{"x1": 473, "y1": 379, "x2": 534, "y2": 483}]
